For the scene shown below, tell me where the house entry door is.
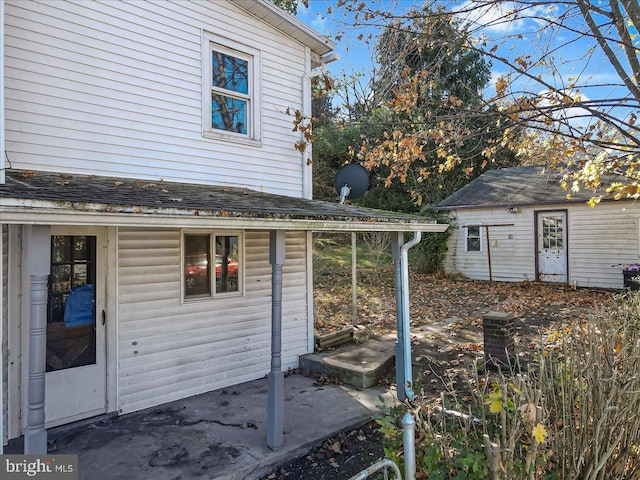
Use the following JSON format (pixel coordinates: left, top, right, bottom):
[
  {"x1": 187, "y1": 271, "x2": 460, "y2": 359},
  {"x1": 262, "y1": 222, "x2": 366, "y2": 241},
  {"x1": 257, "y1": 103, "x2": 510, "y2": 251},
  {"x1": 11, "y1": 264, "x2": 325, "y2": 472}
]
[
  {"x1": 536, "y1": 211, "x2": 568, "y2": 283},
  {"x1": 43, "y1": 226, "x2": 107, "y2": 427}
]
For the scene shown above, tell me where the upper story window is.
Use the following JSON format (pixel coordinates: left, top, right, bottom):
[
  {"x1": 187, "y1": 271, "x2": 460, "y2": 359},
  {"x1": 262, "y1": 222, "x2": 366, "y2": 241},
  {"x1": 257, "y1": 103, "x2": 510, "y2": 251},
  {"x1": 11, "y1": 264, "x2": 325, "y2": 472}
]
[
  {"x1": 211, "y1": 50, "x2": 249, "y2": 134},
  {"x1": 203, "y1": 33, "x2": 261, "y2": 145},
  {"x1": 465, "y1": 225, "x2": 481, "y2": 252}
]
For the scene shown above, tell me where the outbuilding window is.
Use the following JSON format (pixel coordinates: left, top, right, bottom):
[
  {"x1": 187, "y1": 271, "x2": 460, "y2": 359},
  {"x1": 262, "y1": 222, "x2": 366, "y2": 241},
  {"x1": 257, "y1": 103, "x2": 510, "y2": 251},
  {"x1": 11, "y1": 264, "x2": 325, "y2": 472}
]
[
  {"x1": 183, "y1": 232, "x2": 242, "y2": 299},
  {"x1": 466, "y1": 225, "x2": 481, "y2": 252}
]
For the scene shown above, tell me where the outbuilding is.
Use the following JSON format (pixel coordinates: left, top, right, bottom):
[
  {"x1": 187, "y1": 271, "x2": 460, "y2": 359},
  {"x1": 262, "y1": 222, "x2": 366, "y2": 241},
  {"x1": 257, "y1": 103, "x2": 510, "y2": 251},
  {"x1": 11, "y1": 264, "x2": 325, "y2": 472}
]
[{"x1": 436, "y1": 166, "x2": 640, "y2": 289}]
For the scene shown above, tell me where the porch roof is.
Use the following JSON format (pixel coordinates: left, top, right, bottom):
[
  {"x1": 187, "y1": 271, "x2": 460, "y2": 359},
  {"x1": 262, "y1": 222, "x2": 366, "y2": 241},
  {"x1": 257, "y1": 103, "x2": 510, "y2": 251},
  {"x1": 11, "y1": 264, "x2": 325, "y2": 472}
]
[{"x1": 0, "y1": 170, "x2": 448, "y2": 233}]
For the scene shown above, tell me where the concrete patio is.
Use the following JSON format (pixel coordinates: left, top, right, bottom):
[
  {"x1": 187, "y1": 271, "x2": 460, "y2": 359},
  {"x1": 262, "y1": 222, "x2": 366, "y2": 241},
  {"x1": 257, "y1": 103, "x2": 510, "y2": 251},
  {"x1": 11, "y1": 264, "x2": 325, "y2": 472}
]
[{"x1": 6, "y1": 372, "x2": 395, "y2": 480}]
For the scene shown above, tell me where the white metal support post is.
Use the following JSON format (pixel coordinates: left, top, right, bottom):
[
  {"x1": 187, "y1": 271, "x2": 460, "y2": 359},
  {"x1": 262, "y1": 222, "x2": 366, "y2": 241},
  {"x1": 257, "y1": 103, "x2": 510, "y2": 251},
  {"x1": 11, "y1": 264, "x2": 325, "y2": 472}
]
[
  {"x1": 267, "y1": 230, "x2": 286, "y2": 450},
  {"x1": 351, "y1": 232, "x2": 357, "y2": 324}
]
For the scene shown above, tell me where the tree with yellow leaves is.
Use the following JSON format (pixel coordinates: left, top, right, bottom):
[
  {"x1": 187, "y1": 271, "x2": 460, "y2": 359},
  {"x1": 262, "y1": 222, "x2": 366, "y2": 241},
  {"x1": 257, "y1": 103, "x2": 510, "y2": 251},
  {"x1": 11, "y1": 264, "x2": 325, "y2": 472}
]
[
  {"x1": 327, "y1": 0, "x2": 640, "y2": 203},
  {"x1": 345, "y1": 7, "x2": 520, "y2": 206}
]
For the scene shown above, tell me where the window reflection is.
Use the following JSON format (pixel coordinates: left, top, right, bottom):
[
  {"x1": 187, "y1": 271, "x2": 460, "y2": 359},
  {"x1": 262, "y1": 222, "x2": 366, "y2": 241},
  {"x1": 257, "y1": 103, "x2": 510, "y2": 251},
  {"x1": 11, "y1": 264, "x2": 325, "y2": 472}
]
[
  {"x1": 184, "y1": 234, "x2": 211, "y2": 297},
  {"x1": 47, "y1": 235, "x2": 96, "y2": 371},
  {"x1": 210, "y1": 49, "x2": 249, "y2": 135},
  {"x1": 541, "y1": 216, "x2": 564, "y2": 250},
  {"x1": 215, "y1": 235, "x2": 239, "y2": 293}
]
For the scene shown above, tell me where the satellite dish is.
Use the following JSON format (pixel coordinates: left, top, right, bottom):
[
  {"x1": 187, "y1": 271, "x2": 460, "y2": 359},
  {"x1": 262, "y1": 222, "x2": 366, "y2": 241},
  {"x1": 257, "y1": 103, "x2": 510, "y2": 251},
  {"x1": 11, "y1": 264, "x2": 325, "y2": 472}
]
[{"x1": 334, "y1": 164, "x2": 370, "y2": 204}]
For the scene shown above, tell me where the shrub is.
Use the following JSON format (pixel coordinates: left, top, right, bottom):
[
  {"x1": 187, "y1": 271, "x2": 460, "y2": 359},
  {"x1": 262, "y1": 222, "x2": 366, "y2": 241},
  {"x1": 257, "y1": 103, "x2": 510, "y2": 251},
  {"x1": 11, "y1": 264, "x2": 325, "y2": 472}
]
[
  {"x1": 377, "y1": 293, "x2": 640, "y2": 479},
  {"x1": 541, "y1": 293, "x2": 640, "y2": 479},
  {"x1": 413, "y1": 206, "x2": 453, "y2": 274}
]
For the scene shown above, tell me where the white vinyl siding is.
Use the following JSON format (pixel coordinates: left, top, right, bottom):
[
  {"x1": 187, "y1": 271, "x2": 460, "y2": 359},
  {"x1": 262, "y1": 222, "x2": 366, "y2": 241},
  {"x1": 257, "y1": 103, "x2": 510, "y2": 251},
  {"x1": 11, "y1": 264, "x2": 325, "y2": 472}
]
[
  {"x1": 567, "y1": 202, "x2": 639, "y2": 288},
  {"x1": 2, "y1": 225, "x2": 8, "y2": 443},
  {"x1": 446, "y1": 209, "x2": 534, "y2": 283},
  {"x1": 444, "y1": 201, "x2": 640, "y2": 289},
  {"x1": 4, "y1": 0, "x2": 307, "y2": 197},
  {"x1": 116, "y1": 228, "x2": 309, "y2": 414}
]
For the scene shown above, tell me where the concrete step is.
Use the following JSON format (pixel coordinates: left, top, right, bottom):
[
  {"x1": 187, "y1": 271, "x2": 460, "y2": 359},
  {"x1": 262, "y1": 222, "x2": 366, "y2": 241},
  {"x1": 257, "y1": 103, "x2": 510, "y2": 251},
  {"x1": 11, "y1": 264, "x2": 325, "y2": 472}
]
[{"x1": 300, "y1": 335, "x2": 396, "y2": 389}]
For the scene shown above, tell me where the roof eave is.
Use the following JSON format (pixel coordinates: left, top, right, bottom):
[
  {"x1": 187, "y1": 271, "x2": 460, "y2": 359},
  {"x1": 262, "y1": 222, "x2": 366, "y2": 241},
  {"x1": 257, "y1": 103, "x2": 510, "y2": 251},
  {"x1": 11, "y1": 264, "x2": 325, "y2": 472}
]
[
  {"x1": 436, "y1": 197, "x2": 626, "y2": 211},
  {"x1": 0, "y1": 200, "x2": 449, "y2": 233},
  {"x1": 228, "y1": 0, "x2": 335, "y2": 56}
]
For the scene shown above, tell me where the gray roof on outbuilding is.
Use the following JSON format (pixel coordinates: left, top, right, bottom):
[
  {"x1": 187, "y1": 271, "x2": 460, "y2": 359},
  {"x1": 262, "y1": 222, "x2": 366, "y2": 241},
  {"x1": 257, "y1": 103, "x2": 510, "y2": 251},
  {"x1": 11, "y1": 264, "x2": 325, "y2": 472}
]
[
  {"x1": 0, "y1": 170, "x2": 446, "y2": 232},
  {"x1": 436, "y1": 166, "x2": 595, "y2": 210}
]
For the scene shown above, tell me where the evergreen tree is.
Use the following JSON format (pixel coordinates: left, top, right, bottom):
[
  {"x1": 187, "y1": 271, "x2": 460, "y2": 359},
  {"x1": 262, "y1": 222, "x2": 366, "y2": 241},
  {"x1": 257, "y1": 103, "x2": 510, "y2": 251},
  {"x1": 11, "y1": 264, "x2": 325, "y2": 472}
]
[{"x1": 360, "y1": 7, "x2": 519, "y2": 206}]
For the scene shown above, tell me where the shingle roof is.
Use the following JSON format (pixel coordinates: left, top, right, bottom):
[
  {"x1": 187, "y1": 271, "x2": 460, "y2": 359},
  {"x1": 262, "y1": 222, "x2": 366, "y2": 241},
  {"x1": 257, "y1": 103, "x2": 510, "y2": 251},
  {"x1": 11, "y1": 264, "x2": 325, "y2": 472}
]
[
  {"x1": 436, "y1": 166, "x2": 594, "y2": 210},
  {"x1": 0, "y1": 170, "x2": 445, "y2": 232}
]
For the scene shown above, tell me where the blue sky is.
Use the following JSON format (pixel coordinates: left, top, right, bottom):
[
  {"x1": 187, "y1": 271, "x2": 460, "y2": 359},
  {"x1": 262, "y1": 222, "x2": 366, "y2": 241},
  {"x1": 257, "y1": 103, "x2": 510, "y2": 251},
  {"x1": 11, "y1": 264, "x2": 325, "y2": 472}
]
[
  {"x1": 298, "y1": 1, "x2": 377, "y2": 78},
  {"x1": 295, "y1": 0, "x2": 635, "y2": 124}
]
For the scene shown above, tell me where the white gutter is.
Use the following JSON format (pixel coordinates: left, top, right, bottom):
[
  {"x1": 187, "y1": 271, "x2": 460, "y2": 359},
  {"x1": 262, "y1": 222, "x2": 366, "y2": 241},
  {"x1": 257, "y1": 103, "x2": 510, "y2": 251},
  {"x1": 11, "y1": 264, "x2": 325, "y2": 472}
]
[
  {"x1": 301, "y1": 51, "x2": 339, "y2": 199},
  {"x1": 1, "y1": 0, "x2": 5, "y2": 453},
  {"x1": 0, "y1": 204, "x2": 448, "y2": 233},
  {"x1": 1, "y1": 0, "x2": 5, "y2": 184}
]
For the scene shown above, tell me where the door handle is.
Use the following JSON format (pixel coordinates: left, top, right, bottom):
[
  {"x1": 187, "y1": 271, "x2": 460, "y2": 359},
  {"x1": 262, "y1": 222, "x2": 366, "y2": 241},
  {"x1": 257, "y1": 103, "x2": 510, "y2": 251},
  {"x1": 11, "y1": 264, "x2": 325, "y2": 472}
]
[{"x1": 102, "y1": 310, "x2": 106, "y2": 326}]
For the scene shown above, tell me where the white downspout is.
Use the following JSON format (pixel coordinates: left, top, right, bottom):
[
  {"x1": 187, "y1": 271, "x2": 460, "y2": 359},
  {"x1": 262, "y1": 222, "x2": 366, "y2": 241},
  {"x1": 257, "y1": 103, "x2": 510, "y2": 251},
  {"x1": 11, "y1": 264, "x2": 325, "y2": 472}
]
[
  {"x1": 1, "y1": 0, "x2": 4, "y2": 185},
  {"x1": 1, "y1": 0, "x2": 5, "y2": 453},
  {"x1": 301, "y1": 51, "x2": 339, "y2": 199},
  {"x1": 393, "y1": 231, "x2": 422, "y2": 403},
  {"x1": 400, "y1": 232, "x2": 421, "y2": 401}
]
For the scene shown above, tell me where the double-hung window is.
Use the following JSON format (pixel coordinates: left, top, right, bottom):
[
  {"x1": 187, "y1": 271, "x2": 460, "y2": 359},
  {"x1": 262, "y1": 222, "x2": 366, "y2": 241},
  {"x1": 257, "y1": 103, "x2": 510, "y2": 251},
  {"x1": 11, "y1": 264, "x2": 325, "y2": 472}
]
[
  {"x1": 183, "y1": 232, "x2": 243, "y2": 300},
  {"x1": 203, "y1": 33, "x2": 261, "y2": 144},
  {"x1": 211, "y1": 49, "x2": 249, "y2": 134},
  {"x1": 465, "y1": 225, "x2": 481, "y2": 252}
]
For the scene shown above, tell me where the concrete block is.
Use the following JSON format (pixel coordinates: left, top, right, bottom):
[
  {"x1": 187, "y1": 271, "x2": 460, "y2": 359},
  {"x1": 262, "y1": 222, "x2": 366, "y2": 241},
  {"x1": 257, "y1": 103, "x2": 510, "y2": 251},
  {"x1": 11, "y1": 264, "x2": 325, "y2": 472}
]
[{"x1": 300, "y1": 336, "x2": 395, "y2": 389}]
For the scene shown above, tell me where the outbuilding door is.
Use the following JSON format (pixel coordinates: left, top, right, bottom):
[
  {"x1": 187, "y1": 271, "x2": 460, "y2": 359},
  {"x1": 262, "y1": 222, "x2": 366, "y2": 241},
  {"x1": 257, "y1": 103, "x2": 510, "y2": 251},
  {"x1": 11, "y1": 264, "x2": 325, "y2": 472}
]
[
  {"x1": 42, "y1": 227, "x2": 107, "y2": 427},
  {"x1": 536, "y1": 211, "x2": 568, "y2": 283}
]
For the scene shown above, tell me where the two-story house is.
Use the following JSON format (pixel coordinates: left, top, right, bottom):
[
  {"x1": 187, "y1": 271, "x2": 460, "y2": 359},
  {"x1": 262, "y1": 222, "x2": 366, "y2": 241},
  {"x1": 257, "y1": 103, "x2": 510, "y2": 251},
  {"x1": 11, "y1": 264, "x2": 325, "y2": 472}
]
[{"x1": 0, "y1": 0, "x2": 447, "y2": 452}]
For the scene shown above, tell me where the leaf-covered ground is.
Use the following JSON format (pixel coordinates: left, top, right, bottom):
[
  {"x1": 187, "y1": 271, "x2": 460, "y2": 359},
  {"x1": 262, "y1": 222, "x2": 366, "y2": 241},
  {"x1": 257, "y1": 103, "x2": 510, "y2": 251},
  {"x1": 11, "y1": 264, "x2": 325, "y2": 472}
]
[
  {"x1": 315, "y1": 266, "x2": 610, "y2": 339},
  {"x1": 260, "y1": 266, "x2": 614, "y2": 480}
]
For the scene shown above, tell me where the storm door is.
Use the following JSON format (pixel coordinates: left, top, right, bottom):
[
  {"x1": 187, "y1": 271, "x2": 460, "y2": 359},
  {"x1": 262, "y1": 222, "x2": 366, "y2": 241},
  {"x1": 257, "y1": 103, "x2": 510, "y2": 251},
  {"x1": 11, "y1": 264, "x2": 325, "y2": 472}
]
[{"x1": 44, "y1": 228, "x2": 107, "y2": 427}]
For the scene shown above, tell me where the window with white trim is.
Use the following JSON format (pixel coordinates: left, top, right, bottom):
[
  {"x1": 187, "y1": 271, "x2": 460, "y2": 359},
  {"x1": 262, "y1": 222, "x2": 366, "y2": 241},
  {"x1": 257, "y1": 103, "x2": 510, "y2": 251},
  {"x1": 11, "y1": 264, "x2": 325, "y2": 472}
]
[
  {"x1": 183, "y1": 232, "x2": 243, "y2": 299},
  {"x1": 465, "y1": 225, "x2": 481, "y2": 252},
  {"x1": 202, "y1": 33, "x2": 261, "y2": 144}
]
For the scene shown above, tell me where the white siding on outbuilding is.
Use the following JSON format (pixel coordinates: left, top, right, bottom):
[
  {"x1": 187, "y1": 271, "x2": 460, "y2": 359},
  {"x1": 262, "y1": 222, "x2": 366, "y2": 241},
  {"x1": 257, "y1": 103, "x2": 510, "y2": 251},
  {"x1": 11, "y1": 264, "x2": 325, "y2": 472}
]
[
  {"x1": 4, "y1": 0, "x2": 308, "y2": 197},
  {"x1": 444, "y1": 208, "x2": 536, "y2": 283},
  {"x1": 2, "y1": 226, "x2": 7, "y2": 444},
  {"x1": 116, "y1": 228, "x2": 310, "y2": 414},
  {"x1": 567, "y1": 202, "x2": 639, "y2": 288},
  {"x1": 445, "y1": 201, "x2": 640, "y2": 289}
]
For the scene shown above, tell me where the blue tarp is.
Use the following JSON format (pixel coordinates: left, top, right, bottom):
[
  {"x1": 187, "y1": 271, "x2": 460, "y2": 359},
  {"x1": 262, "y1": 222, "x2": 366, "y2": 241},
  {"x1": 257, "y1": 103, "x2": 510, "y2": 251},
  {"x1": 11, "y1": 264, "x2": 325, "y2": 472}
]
[{"x1": 64, "y1": 284, "x2": 95, "y2": 327}]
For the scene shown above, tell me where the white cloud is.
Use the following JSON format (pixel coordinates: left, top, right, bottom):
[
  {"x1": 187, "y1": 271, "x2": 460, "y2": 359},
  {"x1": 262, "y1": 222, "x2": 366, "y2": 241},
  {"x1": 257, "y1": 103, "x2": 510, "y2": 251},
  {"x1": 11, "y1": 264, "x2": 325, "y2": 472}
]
[
  {"x1": 311, "y1": 15, "x2": 329, "y2": 34},
  {"x1": 455, "y1": 0, "x2": 555, "y2": 36},
  {"x1": 534, "y1": 89, "x2": 596, "y2": 131},
  {"x1": 297, "y1": 2, "x2": 330, "y2": 35}
]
